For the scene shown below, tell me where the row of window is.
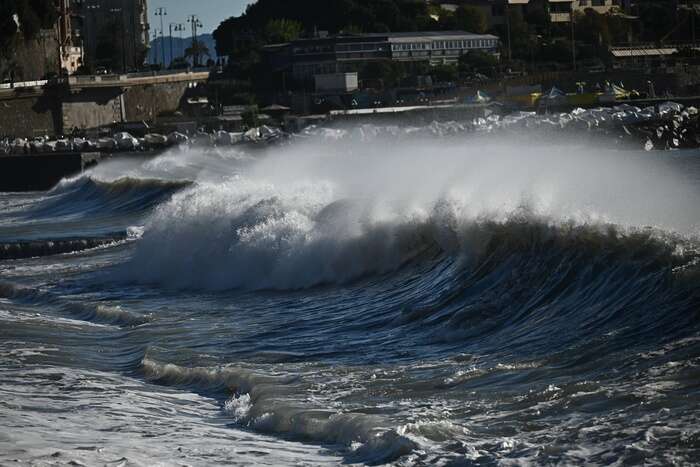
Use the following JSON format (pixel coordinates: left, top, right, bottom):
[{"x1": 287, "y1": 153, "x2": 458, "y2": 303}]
[
  {"x1": 292, "y1": 38, "x2": 498, "y2": 56},
  {"x1": 390, "y1": 39, "x2": 497, "y2": 52},
  {"x1": 336, "y1": 43, "x2": 389, "y2": 52},
  {"x1": 393, "y1": 50, "x2": 463, "y2": 58},
  {"x1": 293, "y1": 45, "x2": 334, "y2": 55}
]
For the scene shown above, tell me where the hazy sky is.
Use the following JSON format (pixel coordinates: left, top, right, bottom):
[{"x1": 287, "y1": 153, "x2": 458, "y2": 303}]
[{"x1": 149, "y1": 0, "x2": 255, "y2": 35}]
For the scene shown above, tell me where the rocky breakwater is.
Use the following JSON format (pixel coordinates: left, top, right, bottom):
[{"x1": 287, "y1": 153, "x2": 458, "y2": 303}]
[
  {"x1": 0, "y1": 126, "x2": 288, "y2": 156},
  {"x1": 488, "y1": 102, "x2": 700, "y2": 150}
]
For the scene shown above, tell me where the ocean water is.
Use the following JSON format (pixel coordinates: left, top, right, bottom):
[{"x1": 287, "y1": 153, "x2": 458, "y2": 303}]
[{"x1": 1, "y1": 124, "x2": 700, "y2": 466}]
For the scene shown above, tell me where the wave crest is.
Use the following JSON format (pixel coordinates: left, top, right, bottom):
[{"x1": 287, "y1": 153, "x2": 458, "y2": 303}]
[
  {"x1": 116, "y1": 131, "x2": 700, "y2": 291},
  {"x1": 0, "y1": 282, "x2": 150, "y2": 327}
]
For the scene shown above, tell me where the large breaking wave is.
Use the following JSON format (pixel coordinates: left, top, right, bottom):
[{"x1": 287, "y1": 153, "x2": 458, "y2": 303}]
[{"x1": 116, "y1": 130, "x2": 700, "y2": 290}]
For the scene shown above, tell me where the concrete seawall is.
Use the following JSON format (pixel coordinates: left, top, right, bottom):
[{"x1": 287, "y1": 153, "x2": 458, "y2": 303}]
[
  {"x1": 0, "y1": 71, "x2": 209, "y2": 138},
  {"x1": 0, "y1": 153, "x2": 102, "y2": 192}
]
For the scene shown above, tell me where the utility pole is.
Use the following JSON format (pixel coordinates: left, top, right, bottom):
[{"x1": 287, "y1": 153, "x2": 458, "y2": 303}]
[
  {"x1": 155, "y1": 7, "x2": 167, "y2": 67},
  {"x1": 187, "y1": 15, "x2": 203, "y2": 67}
]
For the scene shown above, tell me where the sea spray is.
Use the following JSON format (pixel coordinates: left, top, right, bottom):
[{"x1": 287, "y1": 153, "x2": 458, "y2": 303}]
[{"x1": 120, "y1": 130, "x2": 700, "y2": 290}]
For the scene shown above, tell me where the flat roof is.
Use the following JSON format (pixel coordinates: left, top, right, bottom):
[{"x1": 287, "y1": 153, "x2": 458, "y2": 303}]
[
  {"x1": 288, "y1": 31, "x2": 499, "y2": 45},
  {"x1": 386, "y1": 31, "x2": 500, "y2": 42},
  {"x1": 610, "y1": 47, "x2": 679, "y2": 57}
]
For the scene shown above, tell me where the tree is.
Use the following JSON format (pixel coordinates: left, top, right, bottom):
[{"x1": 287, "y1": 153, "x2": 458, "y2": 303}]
[
  {"x1": 432, "y1": 64, "x2": 458, "y2": 83},
  {"x1": 525, "y1": 0, "x2": 550, "y2": 31},
  {"x1": 242, "y1": 108, "x2": 260, "y2": 128},
  {"x1": 454, "y1": 6, "x2": 487, "y2": 34},
  {"x1": 637, "y1": 3, "x2": 676, "y2": 42},
  {"x1": 185, "y1": 40, "x2": 210, "y2": 66},
  {"x1": 361, "y1": 60, "x2": 405, "y2": 88},
  {"x1": 507, "y1": 7, "x2": 533, "y2": 60},
  {"x1": 459, "y1": 50, "x2": 498, "y2": 71},
  {"x1": 538, "y1": 39, "x2": 572, "y2": 63},
  {"x1": 264, "y1": 18, "x2": 302, "y2": 43}
]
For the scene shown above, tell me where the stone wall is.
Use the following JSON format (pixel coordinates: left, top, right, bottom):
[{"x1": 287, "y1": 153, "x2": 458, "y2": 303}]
[
  {"x1": 0, "y1": 94, "x2": 58, "y2": 138},
  {"x1": 62, "y1": 89, "x2": 123, "y2": 133},
  {"x1": 123, "y1": 82, "x2": 190, "y2": 121}
]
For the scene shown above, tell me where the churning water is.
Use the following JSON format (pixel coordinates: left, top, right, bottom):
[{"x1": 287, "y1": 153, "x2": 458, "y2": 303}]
[{"x1": 1, "y1": 124, "x2": 700, "y2": 466}]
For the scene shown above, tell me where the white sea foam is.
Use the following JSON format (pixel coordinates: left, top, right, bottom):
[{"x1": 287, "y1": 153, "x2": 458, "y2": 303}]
[{"x1": 115, "y1": 128, "x2": 700, "y2": 290}]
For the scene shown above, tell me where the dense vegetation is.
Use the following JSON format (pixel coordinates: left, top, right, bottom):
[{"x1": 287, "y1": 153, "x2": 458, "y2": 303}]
[
  {"x1": 0, "y1": 0, "x2": 58, "y2": 81},
  {"x1": 0, "y1": 0, "x2": 57, "y2": 43},
  {"x1": 212, "y1": 0, "x2": 494, "y2": 59}
]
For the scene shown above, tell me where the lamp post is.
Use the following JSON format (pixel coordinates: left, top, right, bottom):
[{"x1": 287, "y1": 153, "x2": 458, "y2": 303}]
[
  {"x1": 151, "y1": 30, "x2": 159, "y2": 64},
  {"x1": 187, "y1": 15, "x2": 203, "y2": 67},
  {"x1": 170, "y1": 23, "x2": 185, "y2": 65},
  {"x1": 155, "y1": 7, "x2": 167, "y2": 67}
]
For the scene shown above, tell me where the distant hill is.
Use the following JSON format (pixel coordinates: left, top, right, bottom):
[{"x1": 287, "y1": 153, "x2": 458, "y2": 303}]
[{"x1": 147, "y1": 33, "x2": 219, "y2": 66}]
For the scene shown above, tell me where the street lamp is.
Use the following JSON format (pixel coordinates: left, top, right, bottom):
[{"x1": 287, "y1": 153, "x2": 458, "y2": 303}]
[
  {"x1": 187, "y1": 15, "x2": 203, "y2": 67},
  {"x1": 151, "y1": 30, "x2": 160, "y2": 64},
  {"x1": 155, "y1": 7, "x2": 167, "y2": 67},
  {"x1": 170, "y1": 23, "x2": 185, "y2": 65}
]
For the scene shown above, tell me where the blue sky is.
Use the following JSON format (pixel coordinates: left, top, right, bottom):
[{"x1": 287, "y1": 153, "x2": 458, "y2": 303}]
[{"x1": 149, "y1": 0, "x2": 255, "y2": 35}]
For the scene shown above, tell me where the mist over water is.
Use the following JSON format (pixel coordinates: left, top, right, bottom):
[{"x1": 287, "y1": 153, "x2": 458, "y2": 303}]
[{"x1": 2, "y1": 124, "x2": 700, "y2": 466}]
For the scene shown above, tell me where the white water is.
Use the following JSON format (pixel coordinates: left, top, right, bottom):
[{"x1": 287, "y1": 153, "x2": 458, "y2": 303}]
[{"x1": 118, "y1": 132, "x2": 700, "y2": 290}]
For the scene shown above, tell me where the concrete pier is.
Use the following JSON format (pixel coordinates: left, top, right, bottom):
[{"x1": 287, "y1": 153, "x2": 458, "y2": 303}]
[{"x1": 0, "y1": 152, "x2": 102, "y2": 192}]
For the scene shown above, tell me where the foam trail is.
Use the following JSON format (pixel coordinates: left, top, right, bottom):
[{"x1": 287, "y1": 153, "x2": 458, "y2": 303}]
[{"x1": 141, "y1": 357, "x2": 417, "y2": 464}]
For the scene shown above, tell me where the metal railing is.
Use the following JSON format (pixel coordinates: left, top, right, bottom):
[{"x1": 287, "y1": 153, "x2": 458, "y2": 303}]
[
  {"x1": 1, "y1": 69, "x2": 211, "y2": 91},
  {"x1": 0, "y1": 80, "x2": 49, "y2": 90}
]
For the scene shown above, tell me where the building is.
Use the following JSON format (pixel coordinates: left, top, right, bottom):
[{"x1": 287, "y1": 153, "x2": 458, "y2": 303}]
[
  {"x1": 549, "y1": 0, "x2": 620, "y2": 23},
  {"x1": 609, "y1": 44, "x2": 697, "y2": 70},
  {"x1": 265, "y1": 31, "x2": 500, "y2": 82},
  {"x1": 70, "y1": 0, "x2": 149, "y2": 72},
  {"x1": 434, "y1": 0, "x2": 621, "y2": 26},
  {"x1": 57, "y1": 0, "x2": 84, "y2": 74}
]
